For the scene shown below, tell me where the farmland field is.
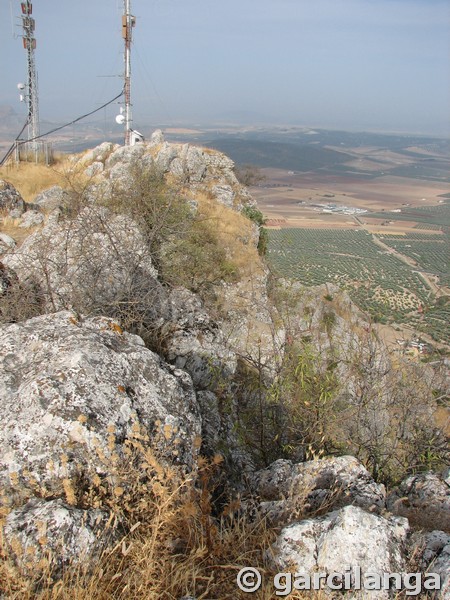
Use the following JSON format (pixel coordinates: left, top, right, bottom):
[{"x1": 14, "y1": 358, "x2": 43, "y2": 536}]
[
  {"x1": 267, "y1": 228, "x2": 449, "y2": 344},
  {"x1": 376, "y1": 232, "x2": 450, "y2": 287}
]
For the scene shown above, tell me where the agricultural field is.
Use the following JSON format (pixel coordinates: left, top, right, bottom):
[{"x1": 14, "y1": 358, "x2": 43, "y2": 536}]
[
  {"x1": 376, "y1": 232, "x2": 450, "y2": 287},
  {"x1": 367, "y1": 199, "x2": 450, "y2": 227},
  {"x1": 267, "y1": 228, "x2": 449, "y2": 344}
]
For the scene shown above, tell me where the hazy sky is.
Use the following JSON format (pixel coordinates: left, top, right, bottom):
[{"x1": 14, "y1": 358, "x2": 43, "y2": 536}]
[{"x1": 1, "y1": 0, "x2": 449, "y2": 135}]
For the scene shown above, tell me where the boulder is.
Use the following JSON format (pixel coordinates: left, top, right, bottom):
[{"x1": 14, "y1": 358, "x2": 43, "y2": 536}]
[
  {"x1": 0, "y1": 180, "x2": 25, "y2": 216},
  {"x1": 33, "y1": 185, "x2": 72, "y2": 212},
  {"x1": 84, "y1": 160, "x2": 104, "y2": 177},
  {"x1": 184, "y1": 146, "x2": 207, "y2": 183},
  {"x1": 78, "y1": 142, "x2": 117, "y2": 166},
  {"x1": 0, "y1": 310, "x2": 201, "y2": 508},
  {"x1": 19, "y1": 209, "x2": 44, "y2": 228},
  {"x1": 105, "y1": 143, "x2": 145, "y2": 170},
  {"x1": 414, "y1": 530, "x2": 450, "y2": 599},
  {"x1": 250, "y1": 456, "x2": 386, "y2": 523},
  {"x1": 270, "y1": 505, "x2": 409, "y2": 599},
  {"x1": 387, "y1": 470, "x2": 450, "y2": 532},
  {"x1": 3, "y1": 498, "x2": 116, "y2": 575},
  {"x1": 155, "y1": 142, "x2": 179, "y2": 172},
  {"x1": 0, "y1": 233, "x2": 16, "y2": 255},
  {"x1": 150, "y1": 129, "x2": 165, "y2": 146}
]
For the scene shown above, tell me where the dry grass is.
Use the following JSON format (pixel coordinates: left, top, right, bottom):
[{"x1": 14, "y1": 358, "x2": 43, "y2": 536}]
[
  {"x1": 0, "y1": 212, "x2": 43, "y2": 244},
  {"x1": 0, "y1": 155, "x2": 87, "y2": 203},
  {"x1": 0, "y1": 423, "x2": 322, "y2": 600},
  {"x1": 191, "y1": 190, "x2": 263, "y2": 277}
]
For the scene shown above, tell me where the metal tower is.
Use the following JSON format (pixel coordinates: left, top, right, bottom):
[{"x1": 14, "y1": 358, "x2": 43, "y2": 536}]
[
  {"x1": 122, "y1": 0, "x2": 135, "y2": 146},
  {"x1": 20, "y1": 1, "x2": 40, "y2": 150}
]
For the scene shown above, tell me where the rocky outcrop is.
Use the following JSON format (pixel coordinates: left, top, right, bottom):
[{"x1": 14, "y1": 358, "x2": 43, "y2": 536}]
[
  {"x1": 33, "y1": 185, "x2": 72, "y2": 212},
  {"x1": 250, "y1": 456, "x2": 386, "y2": 523},
  {"x1": 3, "y1": 498, "x2": 117, "y2": 576},
  {"x1": 0, "y1": 310, "x2": 201, "y2": 509},
  {"x1": 387, "y1": 470, "x2": 450, "y2": 532},
  {"x1": 71, "y1": 131, "x2": 254, "y2": 211},
  {"x1": 270, "y1": 505, "x2": 409, "y2": 599},
  {"x1": 18, "y1": 209, "x2": 44, "y2": 228},
  {"x1": 164, "y1": 287, "x2": 237, "y2": 390},
  {"x1": 0, "y1": 179, "x2": 25, "y2": 217},
  {"x1": 417, "y1": 531, "x2": 450, "y2": 599},
  {"x1": 0, "y1": 233, "x2": 16, "y2": 255}
]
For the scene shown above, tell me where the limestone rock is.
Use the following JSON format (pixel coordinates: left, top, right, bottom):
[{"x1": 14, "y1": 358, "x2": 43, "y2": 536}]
[
  {"x1": 164, "y1": 287, "x2": 237, "y2": 390},
  {"x1": 0, "y1": 180, "x2": 25, "y2": 216},
  {"x1": 0, "y1": 310, "x2": 201, "y2": 507},
  {"x1": 19, "y1": 209, "x2": 44, "y2": 228},
  {"x1": 0, "y1": 233, "x2": 16, "y2": 255},
  {"x1": 414, "y1": 531, "x2": 450, "y2": 599},
  {"x1": 212, "y1": 184, "x2": 234, "y2": 207},
  {"x1": 155, "y1": 142, "x2": 179, "y2": 172},
  {"x1": 0, "y1": 261, "x2": 18, "y2": 294},
  {"x1": 78, "y1": 142, "x2": 117, "y2": 166},
  {"x1": 270, "y1": 505, "x2": 409, "y2": 599},
  {"x1": 387, "y1": 470, "x2": 450, "y2": 532},
  {"x1": 34, "y1": 186, "x2": 72, "y2": 212},
  {"x1": 84, "y1": 160, "x2": 104, "y2": 177},
  {"x1": 105, "y1": 143, "x2": 145, "y2": 170},
  {"x1": 251, "y1": 456, "x2": 386, "y2": 523},
  {"x1": 3, "y1": 498, "x2": 115, "y2": 575},
  {"x1": 150, "y1": 129, "x2": 165, "y2": 145}
]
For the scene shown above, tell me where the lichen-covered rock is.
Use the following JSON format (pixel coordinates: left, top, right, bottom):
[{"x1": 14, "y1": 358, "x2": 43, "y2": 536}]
[
  {"x1": 164, "y1": 287, "x2": 237, "y2": 390},
  {"x1": 387, "y1": 470, "x2": 450, "y2": 532},
  {"x1": 270, "y1": 505, "x2": 409, "y2": 599},
  {"x1": 155, "y1": 142, "x2": 179, "y2": 172},
  {"x1": 250, "y1": 456, "x2": 386, "y2": 523},
  {"x1": 19, "y1": 209, "x2": 44, "y2": 228},
  {"x1": 212, "y1": 184, "x2": 234, "y2": 207},
  {"x1": 0, "y1": 260, "x2": 19, "y2": 295},
  {"x1": 0, "y1": 311, "x2": 201, "y2": 508},
  {"x1": 149, "y1": 129, "x2": 165, "y2": 146},
  {"x1": 84, "y1": 160, "x2": 104, "y2": 177},
  {"x1": 0, "y1": 233, "x2": 16, "y2": 255},
  {"x1": 217, "y1": 269, "x2": 285, "y2": 378},
  {"x1": 0, "y1": 179, "x2": 25, "y2": 216},
  {"x1": 77, "y1": 142, "x2": 117, "y2": 167},
  {"x1": 33, "y1": 185, "x2": 72, "y2": 212},
  {"x1": 3, "y1": 498, "x2": 116, "y2": 575},
  {"x1": 105, "y1": 143, "x2": 146, "y2": 170},
  {"x1": 413, "y1": 530, "x2": 450, "y2": 599}
]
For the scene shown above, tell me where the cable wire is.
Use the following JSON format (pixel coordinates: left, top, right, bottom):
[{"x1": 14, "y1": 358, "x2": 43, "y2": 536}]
[
  {"x1": 0, "y1": 119, "x2": 29, "y2": 166},
  {"x1": 16, "y1": 87, "x2": 125, "y2": 147}
]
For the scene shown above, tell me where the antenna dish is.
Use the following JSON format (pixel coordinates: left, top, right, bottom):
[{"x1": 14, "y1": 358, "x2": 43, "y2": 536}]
[
  {"x1": 17, "y1": 83, "x2": 25, "y2": 90},
  {"x1": 115, "y1": 114, "x2": 125, "y2": 125}
]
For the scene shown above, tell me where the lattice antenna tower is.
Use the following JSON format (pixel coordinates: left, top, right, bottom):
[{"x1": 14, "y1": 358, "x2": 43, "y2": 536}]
[
  {"x1": 18, "y1": 1, "x2": 40, "y2": 148},
  {"x1": 122, "y1": 0, "x2": 135, "y2": 146}
]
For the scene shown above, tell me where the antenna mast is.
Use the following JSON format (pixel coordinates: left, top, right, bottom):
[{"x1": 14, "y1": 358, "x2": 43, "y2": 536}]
[
  {"x1": 20, "y1": 0, "x2": 40, "y2": 152},
  {"x1": 122, "y1": 0, "x2": 135, "y2": 146}
]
